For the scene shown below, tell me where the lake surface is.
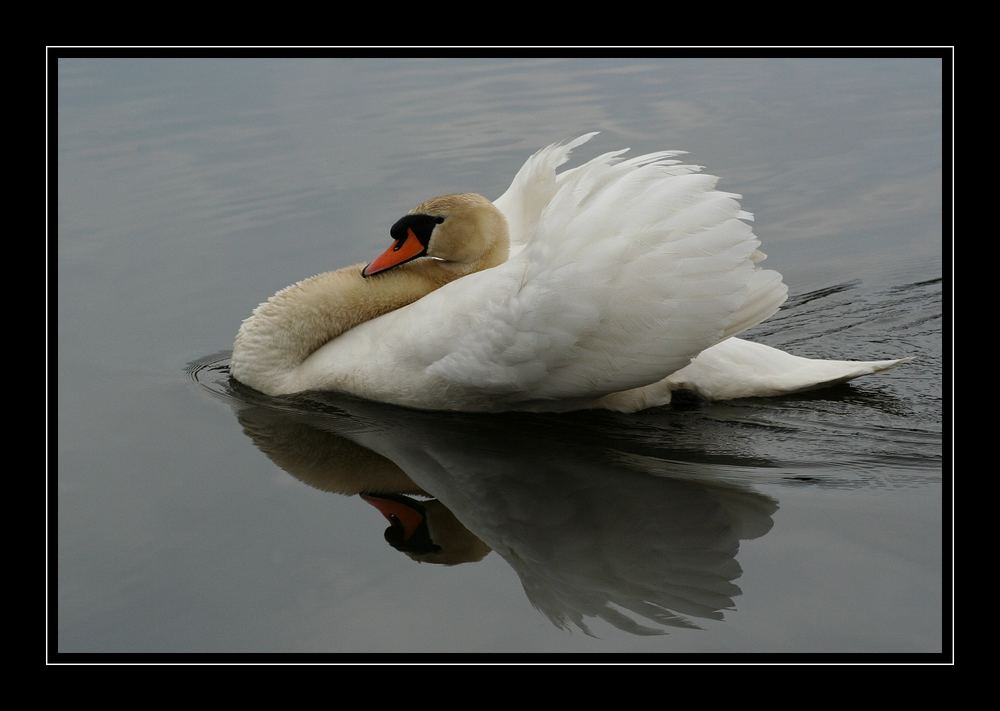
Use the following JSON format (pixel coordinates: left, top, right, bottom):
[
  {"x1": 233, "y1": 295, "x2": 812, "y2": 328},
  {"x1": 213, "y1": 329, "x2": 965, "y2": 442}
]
[{"x1": 56, "y1": 57, "x2": 944, "y2": 655}]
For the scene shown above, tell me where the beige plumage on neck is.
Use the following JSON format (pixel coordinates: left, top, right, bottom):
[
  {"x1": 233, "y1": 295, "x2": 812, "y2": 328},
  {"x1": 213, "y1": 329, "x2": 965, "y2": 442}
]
[{"x1": 231, "y1": 193, "x2": 509, "y2": 394}]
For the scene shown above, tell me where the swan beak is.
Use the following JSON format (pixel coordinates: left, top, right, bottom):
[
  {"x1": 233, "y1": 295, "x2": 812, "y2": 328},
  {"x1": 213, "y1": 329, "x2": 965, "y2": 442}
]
[
  {"x1": 362, "y1": 494, "x2": 425, "y2": 542},
  {"x1": 362, "y1": 228, "x2": 428, "y2": 277}
]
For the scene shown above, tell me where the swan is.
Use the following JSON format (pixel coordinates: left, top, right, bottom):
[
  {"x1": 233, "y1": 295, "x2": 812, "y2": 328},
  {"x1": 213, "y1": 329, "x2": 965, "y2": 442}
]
[{"x1": 231, "y1": 133, "x2": 907, "y2": 412}]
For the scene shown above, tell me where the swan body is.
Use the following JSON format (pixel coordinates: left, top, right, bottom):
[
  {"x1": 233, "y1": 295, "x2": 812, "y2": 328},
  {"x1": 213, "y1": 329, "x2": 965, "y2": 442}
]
[{"x1": 232, "y1": 133, "x2": 907, "y2": 412}]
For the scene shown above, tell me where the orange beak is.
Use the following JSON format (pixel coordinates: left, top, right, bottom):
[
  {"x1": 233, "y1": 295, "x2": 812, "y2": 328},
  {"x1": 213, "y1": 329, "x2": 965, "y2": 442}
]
[
  {"x1": 362, "y1": 227, "x2": 427, "y2": 277},
  {"x1": 362, "y1": 494, "x2": 425, "y2": 542}
]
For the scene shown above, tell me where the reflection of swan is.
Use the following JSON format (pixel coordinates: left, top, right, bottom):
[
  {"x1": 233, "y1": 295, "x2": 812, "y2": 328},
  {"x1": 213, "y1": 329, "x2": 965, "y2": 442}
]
[
  {"x1": 231, "y1": 391, "x2": 778, "y2": 635},
  {"x1": 236, "y1": 404, "x2": 490, "y2": 566},
  {"x1": 231, "y1": 133, "x2": 905, "y2": 412}
]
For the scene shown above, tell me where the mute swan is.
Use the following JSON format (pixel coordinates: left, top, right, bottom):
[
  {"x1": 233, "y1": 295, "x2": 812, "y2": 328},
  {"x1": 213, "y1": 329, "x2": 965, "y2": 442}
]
[{"x1": 231, "y1": 133, "x2": 907, "y2": 412}]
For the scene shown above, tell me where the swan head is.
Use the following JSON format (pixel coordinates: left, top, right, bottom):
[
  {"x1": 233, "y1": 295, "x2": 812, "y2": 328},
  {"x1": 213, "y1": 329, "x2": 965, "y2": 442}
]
[
  {"x1": 362, "y1": 193, "x2": 509, "y2": 278},
  {"x1": 362, "y1": 493, "x2": 491, "y2": 565}
]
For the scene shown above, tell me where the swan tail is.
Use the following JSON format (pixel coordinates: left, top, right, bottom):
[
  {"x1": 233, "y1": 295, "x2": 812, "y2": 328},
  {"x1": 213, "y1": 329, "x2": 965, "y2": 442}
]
[
  {"x1": 667, "y1": 338, "x2": 911, "y2": 402},
  {"x1": 590, "y1": 338, "x2": 911, "y2": 412}
]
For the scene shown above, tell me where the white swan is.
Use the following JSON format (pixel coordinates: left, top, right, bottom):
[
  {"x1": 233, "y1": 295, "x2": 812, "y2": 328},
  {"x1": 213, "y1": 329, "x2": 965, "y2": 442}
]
[{"x1": 231, "y1": 133, "x2": 907, "y2": 412}]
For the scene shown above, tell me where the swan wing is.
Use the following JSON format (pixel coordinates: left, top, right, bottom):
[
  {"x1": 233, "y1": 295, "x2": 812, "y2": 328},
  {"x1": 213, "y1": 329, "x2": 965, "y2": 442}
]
[
  {"x1": 421, "y1": 143, "x2": 788, "y2": 406},
  {"x1": 493, "y1": 132, "x2": 599, "y2": 252}
]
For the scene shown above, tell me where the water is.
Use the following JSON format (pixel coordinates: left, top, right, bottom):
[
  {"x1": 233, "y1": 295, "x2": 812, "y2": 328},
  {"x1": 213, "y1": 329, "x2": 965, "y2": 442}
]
[{"x1": 56, "y1": 57, "x2": 944, "y2": 654}]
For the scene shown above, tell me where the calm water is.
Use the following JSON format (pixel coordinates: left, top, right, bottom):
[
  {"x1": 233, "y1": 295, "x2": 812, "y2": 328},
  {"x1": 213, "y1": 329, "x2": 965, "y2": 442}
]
[{"x1": 56, "y1": 58, "x2": 944, "y2": 654}]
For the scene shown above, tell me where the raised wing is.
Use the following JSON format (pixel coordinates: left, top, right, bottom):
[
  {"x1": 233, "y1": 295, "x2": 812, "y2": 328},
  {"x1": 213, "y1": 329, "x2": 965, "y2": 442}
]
[
  {"x1": 493, "y1": 132, "x2": 598, "y2": 252},
  {"x1": 427, "y1": 137, "x2": 788, "y2": 406}
]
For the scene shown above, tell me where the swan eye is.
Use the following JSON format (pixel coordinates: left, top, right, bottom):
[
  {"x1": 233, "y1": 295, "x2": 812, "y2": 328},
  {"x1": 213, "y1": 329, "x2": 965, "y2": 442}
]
[{"x1": 433, "y1": 216, "x2": 445, "y2": 224}]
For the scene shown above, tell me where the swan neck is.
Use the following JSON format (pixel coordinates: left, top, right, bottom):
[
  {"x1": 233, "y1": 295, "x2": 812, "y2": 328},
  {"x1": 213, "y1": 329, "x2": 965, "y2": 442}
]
[
  {"x1": 231, "y1": 263, "x2": 445, "y2": 394},
  {"x1": 231, "y1": 208, "x2": 509, "y2": 396}
]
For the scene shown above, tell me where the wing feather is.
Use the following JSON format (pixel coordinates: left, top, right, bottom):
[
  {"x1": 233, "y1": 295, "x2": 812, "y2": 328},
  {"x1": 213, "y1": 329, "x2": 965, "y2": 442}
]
[{"x1": 425, "y1": 137, "x2": 788, "y2": 405}]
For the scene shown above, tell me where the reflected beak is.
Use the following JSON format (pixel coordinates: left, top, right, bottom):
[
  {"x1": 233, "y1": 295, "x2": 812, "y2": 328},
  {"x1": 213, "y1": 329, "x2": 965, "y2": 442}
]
[
  {"x1": 362, "y1": 228, "x2": 428, "y2": 277},
  {"x1": 362, "y1": 494, "x2": 426, "y2": 542}
]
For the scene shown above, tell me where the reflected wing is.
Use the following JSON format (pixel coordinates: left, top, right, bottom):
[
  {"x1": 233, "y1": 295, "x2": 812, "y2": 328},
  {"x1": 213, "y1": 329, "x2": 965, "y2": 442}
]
[{"x1": 509, "y1": 478, "x2": 778, "y2": 635}]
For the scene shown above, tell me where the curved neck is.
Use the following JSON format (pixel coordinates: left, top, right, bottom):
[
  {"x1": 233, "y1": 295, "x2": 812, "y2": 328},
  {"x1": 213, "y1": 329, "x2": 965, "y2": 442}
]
[
  {"x1": 230, "y1": 243, "x2": 506, "y2": 395},
  {"x1": 231, "y1": 263, "x2": 440, "y2": 393}
]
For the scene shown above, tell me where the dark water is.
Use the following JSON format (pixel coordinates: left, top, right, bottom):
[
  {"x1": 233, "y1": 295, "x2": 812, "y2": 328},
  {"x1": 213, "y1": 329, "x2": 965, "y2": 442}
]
[{"x1": 57, "y1": 57, "x2": 944, "y2": 654}]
